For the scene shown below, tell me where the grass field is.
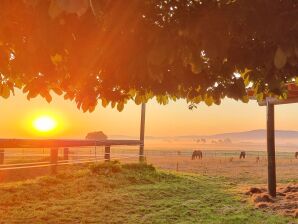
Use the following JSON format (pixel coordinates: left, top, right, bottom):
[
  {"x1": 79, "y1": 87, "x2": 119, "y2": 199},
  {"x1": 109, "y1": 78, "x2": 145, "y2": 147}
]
[{"x1": 0, "y1": 162, "x2": 296, "y2": 224}]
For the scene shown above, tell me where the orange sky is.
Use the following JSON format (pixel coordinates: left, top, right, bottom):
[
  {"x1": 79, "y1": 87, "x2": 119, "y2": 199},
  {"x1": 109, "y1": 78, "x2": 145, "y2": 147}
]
[{"x1": 0, "y1": 89, "x2": 298, "y2": 139}]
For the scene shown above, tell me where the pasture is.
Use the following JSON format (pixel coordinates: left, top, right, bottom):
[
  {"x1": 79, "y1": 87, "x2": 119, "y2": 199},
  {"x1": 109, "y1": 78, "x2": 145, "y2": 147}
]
[
  {"x1": 0, "y1": 145, "x2": 297, "y2": 222},
  {"x1": 0, "y1": 162, "x2": 296, "y2": 224}
]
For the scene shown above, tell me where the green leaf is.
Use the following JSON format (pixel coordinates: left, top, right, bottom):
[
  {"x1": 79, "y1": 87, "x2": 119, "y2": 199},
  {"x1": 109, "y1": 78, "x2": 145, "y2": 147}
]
[
  {"x1": 135, "y1": 95, "x2": 142, "y2": 105},
  {"x1": 192, "y1": 96, "x2": 202, "y2": 104},
  {"x1": 111, "y1": 101, "x2": 116, "y2": 108},
  {"x1": 256, "y1": 93, "x2": 264, "y2": 102},
  {"x1": 117, "y1": 102, "x2": 124, "y2": 112},
  {"x1": 204, "y1": 96, "x2": 213, "y2": 106},
  {"x1": 241, "y1": 95, "x2": 249, "y2": 103}
]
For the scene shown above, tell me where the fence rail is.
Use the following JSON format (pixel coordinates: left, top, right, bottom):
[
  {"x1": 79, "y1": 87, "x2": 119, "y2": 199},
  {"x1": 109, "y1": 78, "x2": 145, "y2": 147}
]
[
  {"x1": 0, "y1": 139, "x2": 141, "y2": 148},
  {"x1": 0, "y1": 139, "x2": 142, "y2": 175}
]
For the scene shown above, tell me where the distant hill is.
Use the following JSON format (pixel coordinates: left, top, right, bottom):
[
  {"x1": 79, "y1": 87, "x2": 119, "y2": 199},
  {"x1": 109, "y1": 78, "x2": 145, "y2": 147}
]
[
  {"x1": 111, "y1": 129, "x2": 298, "y2": 141},
  {"x1": 209, "y1": 129, "x2": 298, "y2": 140}
]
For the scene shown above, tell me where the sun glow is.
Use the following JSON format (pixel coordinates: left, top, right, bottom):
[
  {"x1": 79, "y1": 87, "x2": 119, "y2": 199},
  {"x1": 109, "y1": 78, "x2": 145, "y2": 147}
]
[{"x1": 33, "y1": 116, "x2": 57, "y2": 132}]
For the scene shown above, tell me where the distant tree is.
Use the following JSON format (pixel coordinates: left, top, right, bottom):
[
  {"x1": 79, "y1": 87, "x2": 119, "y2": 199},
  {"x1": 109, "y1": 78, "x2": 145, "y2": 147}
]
[
  {"x1": 0, "y1": 1, "x2": 298, "y2": 111},
  {"x1": 85, "y1": 131, "x2": 108, "y2": 141},
  {"x1": 201, "y1": 138, "x2": 206, "y2": 143}
]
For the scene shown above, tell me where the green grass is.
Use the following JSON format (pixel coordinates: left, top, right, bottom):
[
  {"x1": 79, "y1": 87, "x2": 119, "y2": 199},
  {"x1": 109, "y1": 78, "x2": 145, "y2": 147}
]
[{"x1": 0, "y1": 162, "x2": 296, "y2": 224}]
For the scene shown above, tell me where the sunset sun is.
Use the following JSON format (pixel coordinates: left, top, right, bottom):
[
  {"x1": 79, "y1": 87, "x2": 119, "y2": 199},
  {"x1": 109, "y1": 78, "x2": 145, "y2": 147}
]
[{"x1": 33, "y1": 116, "x2": 57, "y2": 132}]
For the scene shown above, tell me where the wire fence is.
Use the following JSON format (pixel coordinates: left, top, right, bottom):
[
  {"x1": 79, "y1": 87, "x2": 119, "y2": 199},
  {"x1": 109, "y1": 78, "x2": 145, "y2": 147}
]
[
  {"x1": 144, "y1": 149, "x2": 298, "y2": 185},
  {"x1": 0, "y1": 147, "x2": 297, "y2": 185}
]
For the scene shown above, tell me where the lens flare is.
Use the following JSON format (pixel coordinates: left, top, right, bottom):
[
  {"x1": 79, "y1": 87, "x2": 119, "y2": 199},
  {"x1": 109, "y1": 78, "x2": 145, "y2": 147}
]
[{"x1": 33, "y1": 116, "x2": 57, "y2": 132}]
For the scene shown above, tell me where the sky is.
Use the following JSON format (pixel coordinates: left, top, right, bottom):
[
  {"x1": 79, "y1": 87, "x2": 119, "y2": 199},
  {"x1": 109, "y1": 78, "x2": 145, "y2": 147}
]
[{"x1": 0, "y1": 89, "x2": 298, "y2": 139}]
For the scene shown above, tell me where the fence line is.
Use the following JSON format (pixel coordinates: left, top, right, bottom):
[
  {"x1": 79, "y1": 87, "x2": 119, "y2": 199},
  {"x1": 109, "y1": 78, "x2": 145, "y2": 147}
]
[{"x1": 0, "y1": 141, "x2": 142, "y2": 174}]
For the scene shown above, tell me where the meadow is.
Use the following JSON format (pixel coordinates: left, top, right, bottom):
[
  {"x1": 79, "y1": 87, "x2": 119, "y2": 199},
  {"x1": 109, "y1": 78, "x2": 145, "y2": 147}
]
[
  {"x1": 0, "y1": 162, "x2": 296, "y2": 224},
  {"x1": 0, "y1": 143, "x2": 297, "y2": 223}
]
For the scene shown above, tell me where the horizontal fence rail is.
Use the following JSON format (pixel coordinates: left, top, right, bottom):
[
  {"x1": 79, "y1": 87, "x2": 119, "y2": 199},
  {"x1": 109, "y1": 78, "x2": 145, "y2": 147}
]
[{"x1": 0, "y1": 139, "x2": 141, "y2": 148}]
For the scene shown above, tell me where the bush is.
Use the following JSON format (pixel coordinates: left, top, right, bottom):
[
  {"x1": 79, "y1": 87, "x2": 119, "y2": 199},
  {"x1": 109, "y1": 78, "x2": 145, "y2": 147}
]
[
  {"x1": 89, "y1": 162, "x2": 156, "y2": 176},
  {"x1": 89, "y1": 161, "x2": 122, "y2": 175},
  {"x1": 122, "y1": 163, "x2": 155, "y2": 172}
]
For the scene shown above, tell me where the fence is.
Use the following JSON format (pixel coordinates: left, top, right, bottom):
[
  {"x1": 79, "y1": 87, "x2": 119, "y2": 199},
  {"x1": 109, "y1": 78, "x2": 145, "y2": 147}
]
[
  {"x1": 0, "y1": 139, "x2": 142, "y2": 178},
  {"x1": 0, "y1": 144, "x2": 297, "y2": 185},
  {"x1": 143, "y1": 149, "x2": 298, "y2": 185}
]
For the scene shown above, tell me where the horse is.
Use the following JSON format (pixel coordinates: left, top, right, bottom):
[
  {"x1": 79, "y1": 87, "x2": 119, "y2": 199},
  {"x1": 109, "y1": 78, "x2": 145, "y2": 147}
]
[
  {"x1": 239, "y1": 151, "x2": 246, "y2": 159},
  {"x1": 192, "y1": 150, "x2": 203, "y2": 160},
  {"x1": 295, "y1": 152, "x2": 298, "y2": 159},
  {"x1": 256, "y1": 156, "x2": 260, "y2": 163}
]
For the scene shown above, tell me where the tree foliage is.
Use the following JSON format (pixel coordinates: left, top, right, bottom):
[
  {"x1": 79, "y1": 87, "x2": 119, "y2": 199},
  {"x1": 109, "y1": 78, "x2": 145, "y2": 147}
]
[{"x1": 0, "y1": 0, "x2": 298, "y2": 111}]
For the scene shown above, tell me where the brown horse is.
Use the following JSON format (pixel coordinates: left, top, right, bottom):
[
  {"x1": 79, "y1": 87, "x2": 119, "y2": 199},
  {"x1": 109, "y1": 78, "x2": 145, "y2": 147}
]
[
  {"x1": 256, "y1": 156, "x2": 260, "y2": 163},
  {"x1": 192, "y1": 150, "x2": 203, "y2": 160},
  {"x1": 239, "y1": 151, "x2": 246, "y2": 159},
  {"x1": 295, "y1": 152, "x2": 298, "y2": 159}
]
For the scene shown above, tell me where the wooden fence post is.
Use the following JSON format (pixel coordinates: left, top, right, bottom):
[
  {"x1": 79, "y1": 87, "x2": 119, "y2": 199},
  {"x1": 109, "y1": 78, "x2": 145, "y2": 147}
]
[
  {"x1": 50, "y1": 148, "x2": 58, "y2": 174},
  {"x1": 63, "y1": 148, "x2": 69, "y2": 161},
  {"x1": 104, "y1": 146, "x2": 110, "y2": 162},
  {"x1": 267, "y1": 101, "x2": 276, "y2": 197},
  {"x1": 139, "y1": 103, "x2": 146, "y2": 162},
  {"x1": 0, "y1": 149, "x2": 4, "y2": 165}
]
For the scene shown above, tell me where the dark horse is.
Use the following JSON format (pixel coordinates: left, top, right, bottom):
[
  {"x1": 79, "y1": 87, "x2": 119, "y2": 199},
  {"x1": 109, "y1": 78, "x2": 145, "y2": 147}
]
[
  {"x1": 192, "y1": 150, "x2": 203, "y2": 160},
  {"x1": 295, "y1": 152, "x2": 298, "y2": 159},
  {"x1": 239, "y1": 151, "x2": 246, "y2": 159}
]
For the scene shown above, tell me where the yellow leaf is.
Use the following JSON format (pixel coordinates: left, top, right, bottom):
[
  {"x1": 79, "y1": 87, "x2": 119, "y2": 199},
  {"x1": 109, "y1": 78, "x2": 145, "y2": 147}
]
[
  {"x1": 14, "y1": 79, "x2": 23, "y2": 89},
  {"x1": 274, "y1": 47, "x2": 287, "y2": 69},
  {"x1": 117, "y1": 102, "x2": 124, "y2": 112},
  {"x1": 256, "y1": 93, "x2": 264, "y2": 102},
  {"x1": 82, "y1": 102, "x2": 89, "y2": 112},
  {"x1": 1, "y1": 85, "x2": 10, "y2": 99},
  {"x1": 242, "y1": 95, "x2": 249, "y2": 103},
  {"x1": 135, "y1": 95, "x2": 142, "y2": 105},
  {"x1": 128, "y1": 89, "x2": 136, "y2": 97},
  {"x1": 192, "y1": 96, "x2": 202, "y2": 104},
  {"x1": 88, "y1": 105, "x2": 96, "y2": 113},
  {"x1": 204, "y1": 96, "x2": 213, "y2": 106},
  {"x1": 45, "y1": 92, "x2": 52, "y2": 103},
  {"x1": 156, "y1": 96, "x2": 163, "y2": 105},
  {"x1": 240, "y1": 68, "x2": 252, "y2": 78},
  {"x1": 51, "y1": 53, "x2": 63, "y2": 66},
  {"x1": 101, "y1": 98, "x2": 109, "y2": 107},
  {"x1": 111, "y1": 101, "x2": 116, "y2": 108},
  {"x1": 244, "y1": 75, "x2": 250, "y2": 86},
  {"x1": 52, "y1": 87, "x2": 63, "y2": 95}
]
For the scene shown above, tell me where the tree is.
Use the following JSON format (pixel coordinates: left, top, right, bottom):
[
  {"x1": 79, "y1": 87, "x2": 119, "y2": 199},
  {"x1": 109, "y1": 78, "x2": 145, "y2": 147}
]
[
  {"x1": 0, "y1": 0, "x2": 298, "y2": 112},
  {"x1": 85, "y1": 131, "x2": 108, "y2": 140}
]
